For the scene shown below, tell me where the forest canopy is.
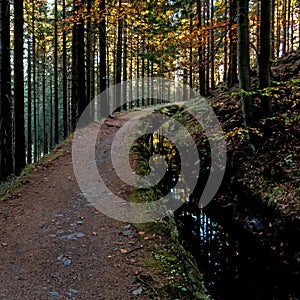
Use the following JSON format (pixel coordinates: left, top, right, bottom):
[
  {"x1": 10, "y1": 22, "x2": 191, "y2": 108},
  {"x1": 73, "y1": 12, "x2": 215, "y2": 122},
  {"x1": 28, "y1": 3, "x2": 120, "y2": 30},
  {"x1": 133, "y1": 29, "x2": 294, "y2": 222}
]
[{"x1": 0, "y1": 0, "x2": 299, "y2": 181}]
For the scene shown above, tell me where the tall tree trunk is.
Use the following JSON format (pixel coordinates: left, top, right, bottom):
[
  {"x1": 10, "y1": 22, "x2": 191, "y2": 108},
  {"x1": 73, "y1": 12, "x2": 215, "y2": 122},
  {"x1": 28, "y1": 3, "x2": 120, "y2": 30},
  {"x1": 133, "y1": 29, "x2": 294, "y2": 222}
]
[
  {"x1": 32, "y1": 2, "x2": 38, "y2": 162},
  {"x1": 27, "y1": 40, "x2": 32, "y2": 164},
  {"x1": 129, "y1": 44, "x2": 133, "y2": 109},
  {"x1": 14, "y1": 0, "x2": 26, "y2": 175},
  {"x1": 136, "y1": 38, "x2": 140, "y2": 107},
  {"x1": 282, "y1": 0, "x2": 287, "y2": 56},
  {"x1": 50, "y1": 76, "x2": 53, "y2": 149},
  {"x1": 77, "y1": 2, "x2": 86, "y2": 118},
  {"x1": 197, "y1": 0, "x2": 206, "y2": 95},
  {"x1": 54, "y1": 0, "x2": 59, "y2": 144},
  {"x1": 224, "y1": 0, "x2": 228, "y2": 83},
  {"x1": 228, "y1": 0, "x2": 238, "y2": 87},
  {"x1": 42, "y1": 53, "x2": 48, "y2": 155},
  {"x1": 0, "y1": 0, "x2": 13, "y2": 181},
  {"x1": 259, "y1": 0, "x2": 272, "y2": 117},
  {"x1": 141, "y1": 39, "x2": 145, "y2": 106},
  {"x1": 210, "y1": 0, "x2": 215, "y2": 89},
  {"x1": 271, "y1": 0, "x2": 275, "y2": 58},
  {"x1": 189, "y1": 14, "x2": 194, "y2": 97},
  {"x1": 86, "y1": 0, "x2": 92, "y2": 111},
  {"x1": 115, "y1": 0, "x2": 122, "y2": 111},
  {"x1": 237, "y1": 0, "x2": 253, "y2": 127},
  {"x1": 122, "y1": 21, "x2": 128, "y2": 110},
  {"x1": 99, "y1": 0, "x2": 107, "y2": 117},
  {"x1": 286, "y1": 0, "x2": 291, "y2": 52},
  {"x1": 71, "y1": 0, "x2": 86, "y2": 129},
  {"x1": 276, "y1": 0, "x2": 281, "y2": 57},
  {"x1": 62, "y1": 0, "x2": 68, "y2": 138},
  {"x1": 205, "y1": 0, "x2": 210, "y2": 94}
]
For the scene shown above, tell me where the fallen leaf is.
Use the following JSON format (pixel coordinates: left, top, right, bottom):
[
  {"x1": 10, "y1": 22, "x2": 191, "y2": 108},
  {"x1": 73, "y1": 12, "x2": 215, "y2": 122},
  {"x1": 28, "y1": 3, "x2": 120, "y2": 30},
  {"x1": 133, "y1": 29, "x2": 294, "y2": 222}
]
[
  {"x1": 120, "y1": 248, "x2": 128, "y2": 254},
  {"x1": 107, "y1": 255, "x2": 114, "y2": 259},
  {"x1": 92, "y1": 232, "x2": 97, "y2": 236},
  {"x1": 138, "y1": 231, "x2": 145, "y2": 235},
  {"x1": 1, "y1": 243, "x2": 8, "y2": 246}
]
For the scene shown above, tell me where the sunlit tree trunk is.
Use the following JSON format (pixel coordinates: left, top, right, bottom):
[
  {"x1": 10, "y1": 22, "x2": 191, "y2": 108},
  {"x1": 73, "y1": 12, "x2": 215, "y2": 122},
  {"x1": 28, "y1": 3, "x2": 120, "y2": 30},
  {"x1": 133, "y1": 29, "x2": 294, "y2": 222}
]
[
  {"x1": 54, "y1": 0, "x2": 59, "y2": 144},
  {"x1": 122, "y1": 21, "x2": 128, "y2": 110},
  {"x1": 141, "y1": 39, "x2": 145, "y2": 106},
  {"x1": 197, "y1": 0, "x2": 206, "y2": 96},
  {"x1": 32, "y1": 2, "x2": 38, "y2": 162},
  {"x1": 282, "y1": 1, "x2": 287, "y2": 56},
  {"x1": 205, "y1": 0, "x2": 210, "y2": 94},
  {"x1": 287, "y1": 0, "x2": 291, "y2": 53},
  {"x1": 223, "y1": 0, "x2": 228, "y2": 83},
  {"x1": 189, "y1": 14, "x2": 194, "y2": 97},
  {"x1": 115, "y1": 0, "x2": 122, "y2": 111},
  {"x1": 271, "y1": 0, "x2": 275, "y2": 59},
  {"x1": 210, "y1": 0, "x2": 215, "y2": 89}
]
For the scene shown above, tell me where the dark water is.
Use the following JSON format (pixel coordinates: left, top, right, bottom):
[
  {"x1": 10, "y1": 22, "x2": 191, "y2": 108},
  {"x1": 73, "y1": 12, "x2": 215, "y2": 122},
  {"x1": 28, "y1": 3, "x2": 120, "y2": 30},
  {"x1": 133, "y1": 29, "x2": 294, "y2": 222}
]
[
  {"x1": 140, "y1": 132, "x2": 299, "y2": 300},
  {"x1": 176, "y1": 207, "x2": 299, "y2": 300}
]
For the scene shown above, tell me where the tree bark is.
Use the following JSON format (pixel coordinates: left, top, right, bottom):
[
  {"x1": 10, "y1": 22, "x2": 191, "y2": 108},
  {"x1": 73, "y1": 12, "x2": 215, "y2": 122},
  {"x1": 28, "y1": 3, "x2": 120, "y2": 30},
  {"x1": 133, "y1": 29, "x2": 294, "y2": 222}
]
[
  {"x1": 115, "y1": 0, "x2": 122, "y2": 111},
  {"x1": 99, "y1": 0, "x2": 107, "y2": 118},
  {"x1": 237, "y1": 0, "x2": 253, "y2": 127},
  {"x1": 71, "y1": 0, "x2": 86, "y2": 129},
  {"x1": 62, "y1": 0, "x2": 68, "y2": 138},
  {"x1": 228, "y1": 0, "x2": 238, "y2": 87},
  {"x1": 14, "y1": 0, "x2": 26, "y2": 175},
  {"x1": 54, "y1": 0, "x2": 59, "y2": 144},
  {"x1": 0, "y1": 0, "x2": 13, "y2": 181},
  {"x1": 197, "y1": 0, "x2": 206, "y2": 96},
  {"x1": 27, "y1": 39, "x2": 32, "y2": 165},
  {"x1": 259, "y1": 0, "x2": 272, "y2": 117}
]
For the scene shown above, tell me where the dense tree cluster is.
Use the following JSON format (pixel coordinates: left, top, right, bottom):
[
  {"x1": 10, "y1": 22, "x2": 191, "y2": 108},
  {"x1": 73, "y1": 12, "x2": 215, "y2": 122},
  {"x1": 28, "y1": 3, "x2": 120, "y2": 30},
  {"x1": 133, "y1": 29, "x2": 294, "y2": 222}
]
[{"x1": 0, "y1": 0, "x2": 299, "y2": 181}]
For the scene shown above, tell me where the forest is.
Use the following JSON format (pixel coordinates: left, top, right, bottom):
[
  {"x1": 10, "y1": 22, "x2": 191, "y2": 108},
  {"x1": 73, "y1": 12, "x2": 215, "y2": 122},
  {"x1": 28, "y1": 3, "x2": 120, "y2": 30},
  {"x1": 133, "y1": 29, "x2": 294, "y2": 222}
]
[
  {"x1": 0, "y1": 0, "x2": 299, "y2": 299},
  {"x1": 0, "y1": 0, "x2": 299, "y2": 180}
]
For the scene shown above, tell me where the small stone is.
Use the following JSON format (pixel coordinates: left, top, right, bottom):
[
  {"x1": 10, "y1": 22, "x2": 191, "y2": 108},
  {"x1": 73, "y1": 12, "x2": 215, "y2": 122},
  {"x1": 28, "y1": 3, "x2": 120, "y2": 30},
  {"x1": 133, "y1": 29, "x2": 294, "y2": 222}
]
[
  {"x1": 50, "y1": 291, "x2": 59, "y2": 297},
  {"x1": 57, "y1": 255, "x2": 64, "y2": 262},
  {"x1": 56, "y1": 229, "x2": 64, "y2": 235},
  {"x1": 76, "y1": 232, "x2": 85, "y2": 238},
  {"x1": 50, "y1": 272, "x2": 60, "y2": 278},
  {"x1": 68, "y1": 288, "x2": 79, "y2": 294},
  {"x1": 63, "y1": 258, "x2": 72, "y2": 267},
  {"x1": 65, "y1": 234, "x2": 77, "y2": 240},
  {"x1": 123, "y1": 230, "x2": 132, "y2": 237},
  {"x1": 132, "y1": 288, "x2": 143, "y2": 296}
]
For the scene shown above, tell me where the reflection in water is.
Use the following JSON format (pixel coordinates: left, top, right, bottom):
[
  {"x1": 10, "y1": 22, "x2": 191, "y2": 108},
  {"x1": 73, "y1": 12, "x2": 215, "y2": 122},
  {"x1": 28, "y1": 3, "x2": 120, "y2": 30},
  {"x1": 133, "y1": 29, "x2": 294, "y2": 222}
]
[{"x1": 142, "y1": 130, "x2": 299, "y2": 300}]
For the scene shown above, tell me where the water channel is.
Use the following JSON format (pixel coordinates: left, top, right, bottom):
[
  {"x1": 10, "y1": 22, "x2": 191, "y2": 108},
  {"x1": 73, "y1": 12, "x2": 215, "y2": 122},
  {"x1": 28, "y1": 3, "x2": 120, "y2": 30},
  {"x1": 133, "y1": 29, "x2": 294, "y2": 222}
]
[{"x1": 138, "y1": 132, "x2": 299, "y2": 300}]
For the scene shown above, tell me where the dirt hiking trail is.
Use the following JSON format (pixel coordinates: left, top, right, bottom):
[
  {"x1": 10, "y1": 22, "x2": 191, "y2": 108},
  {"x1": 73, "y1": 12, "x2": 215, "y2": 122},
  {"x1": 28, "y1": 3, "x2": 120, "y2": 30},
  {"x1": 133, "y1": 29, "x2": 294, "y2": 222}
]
[{"x1": 0, "y1": 111, "x2": 165, "y2": 300}]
